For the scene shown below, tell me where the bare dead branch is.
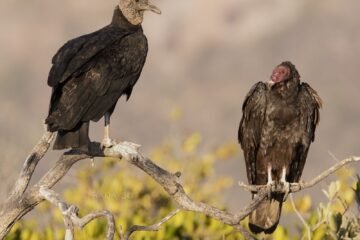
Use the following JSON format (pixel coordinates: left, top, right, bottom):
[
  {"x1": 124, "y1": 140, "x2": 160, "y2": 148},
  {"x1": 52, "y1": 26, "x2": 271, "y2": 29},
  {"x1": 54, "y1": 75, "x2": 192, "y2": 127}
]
[
  {"x1": 39, "y1": 186, "x2": 117, "y2": 240},
  {"x1": 0, "y1": 149, "x2": 89, "y2": 238},
  {"x1": 8, "y1": 129, "x2": 54, "y2": 201},
  {"x1": 1, "y1": 132, "x2": 359, "y2": 239},
  {"x1": 125, "y1": 209, "x2": 181, "y2": 240},
  {"x1": 99, "y1": 141, "x2": 270, "y2": 226},
  {"x1": 289, "y1": 194, "x2": 311, "y2": 240}
]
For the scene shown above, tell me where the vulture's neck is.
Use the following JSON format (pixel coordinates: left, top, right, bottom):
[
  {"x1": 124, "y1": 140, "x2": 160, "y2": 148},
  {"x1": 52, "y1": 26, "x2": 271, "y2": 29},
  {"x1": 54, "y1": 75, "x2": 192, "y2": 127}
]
[
  {"x1": 270, "y1": 78, "x2": 300, "y2": 100},
  {"x1": 111, "y1": 7, "x2": 142, "y2": 32}
]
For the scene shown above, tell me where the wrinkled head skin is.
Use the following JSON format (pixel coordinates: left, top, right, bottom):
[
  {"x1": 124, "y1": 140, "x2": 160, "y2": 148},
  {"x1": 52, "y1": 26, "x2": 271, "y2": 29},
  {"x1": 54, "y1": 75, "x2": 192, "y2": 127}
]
[
  {"x1": 269, "y1": 61, "x2": 300, "y2": 86},
  {"x1": 119, "y1": 0, "x2": 161, "y2": 26},
  {"x1": 268, "y1": 61, "x2": 301, "y2": 100}
]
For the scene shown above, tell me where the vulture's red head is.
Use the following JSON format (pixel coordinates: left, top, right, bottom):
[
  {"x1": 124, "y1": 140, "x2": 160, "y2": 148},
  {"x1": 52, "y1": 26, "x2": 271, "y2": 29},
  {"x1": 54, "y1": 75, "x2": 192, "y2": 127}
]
[{"x1": 269, "y1": 61, "x2": 300, "y2": 86}]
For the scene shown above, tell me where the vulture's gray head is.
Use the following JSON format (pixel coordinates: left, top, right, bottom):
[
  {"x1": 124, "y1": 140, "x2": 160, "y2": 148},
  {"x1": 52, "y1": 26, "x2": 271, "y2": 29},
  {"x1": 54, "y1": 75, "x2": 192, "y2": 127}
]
[{"x1": 119, "y1": 0, "x2": 161, "y2": 25}]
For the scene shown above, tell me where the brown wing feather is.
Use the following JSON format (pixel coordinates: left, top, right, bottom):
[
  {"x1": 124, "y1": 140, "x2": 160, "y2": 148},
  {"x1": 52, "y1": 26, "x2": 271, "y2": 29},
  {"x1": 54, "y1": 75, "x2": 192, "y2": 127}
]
[
  {"x1": 238, "y1": 82, "x2": 267, "y2": 184},
  {"x1": 288, "y1": 82, "x2": 322, "y2": 182}
]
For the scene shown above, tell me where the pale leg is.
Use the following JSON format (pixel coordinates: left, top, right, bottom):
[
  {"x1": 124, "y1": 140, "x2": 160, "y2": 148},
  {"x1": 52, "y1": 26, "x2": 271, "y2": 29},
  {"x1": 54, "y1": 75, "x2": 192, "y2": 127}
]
[
  {"x1": 267, "y1": 164, "x2": 273, "y2": 185},
  {"x1": 280, "y1": 167, "x2": 286, "y2": 183},
  {"x1": 101, "y1": 112, "x2": 114, "y2": 148},
  {"x1": 267, "y1": 164, "x2": 274, "y2": 198},
  {"x1": 280, "y1": 166, "x2": 290, "y2": 200}
]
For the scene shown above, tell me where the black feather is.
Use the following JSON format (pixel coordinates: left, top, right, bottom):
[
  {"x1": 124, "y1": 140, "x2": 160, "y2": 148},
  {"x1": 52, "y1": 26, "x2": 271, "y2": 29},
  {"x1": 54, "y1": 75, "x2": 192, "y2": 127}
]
[{"x1": 45, "y1": 7, "x2": 148, "y2": 150}]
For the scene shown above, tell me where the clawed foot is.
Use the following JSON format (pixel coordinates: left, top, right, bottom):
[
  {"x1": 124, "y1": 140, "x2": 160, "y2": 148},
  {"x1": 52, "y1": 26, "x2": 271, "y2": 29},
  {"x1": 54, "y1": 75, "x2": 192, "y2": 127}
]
[
  {"x1": 280, "y1": 180, "x2": 290, "y2": 201},
  {"x1": 101, "y1": 138, "x2": 117, "y2": 149},
  {"x1": 279, "y1": 166, "x2": 290, "y2": 200},
  {"x1": 266, "y1": 181, "x2": 274, "y2": 198}
]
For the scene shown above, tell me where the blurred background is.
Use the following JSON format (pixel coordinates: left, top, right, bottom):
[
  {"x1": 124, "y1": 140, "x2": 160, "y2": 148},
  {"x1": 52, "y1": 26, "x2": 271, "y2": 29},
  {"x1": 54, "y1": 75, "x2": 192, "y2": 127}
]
[{"x1": 0, "y1": 0, "x2": 359, "y2": 235}]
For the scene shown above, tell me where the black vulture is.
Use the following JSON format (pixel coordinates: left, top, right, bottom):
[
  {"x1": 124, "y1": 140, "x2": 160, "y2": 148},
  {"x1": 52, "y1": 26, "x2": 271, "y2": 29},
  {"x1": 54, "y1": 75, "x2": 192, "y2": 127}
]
[
  {"x1": 238, "y1": 61, "x2": 322, "y2": 234},
  {"x1": 45, "y1": 0, "x2": 161, "y2": 151}
]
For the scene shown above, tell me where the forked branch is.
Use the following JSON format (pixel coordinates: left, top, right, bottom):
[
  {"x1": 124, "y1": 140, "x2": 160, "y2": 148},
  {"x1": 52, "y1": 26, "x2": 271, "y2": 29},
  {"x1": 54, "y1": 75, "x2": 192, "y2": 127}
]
[{"x1": 39, "y1": 186, "x2": 117, "y2": 240}]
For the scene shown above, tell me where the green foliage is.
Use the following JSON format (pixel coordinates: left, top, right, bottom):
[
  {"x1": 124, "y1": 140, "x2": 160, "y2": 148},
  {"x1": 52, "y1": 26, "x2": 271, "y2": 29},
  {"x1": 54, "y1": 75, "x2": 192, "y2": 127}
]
[{"x1": 279, "y1": 167, "x2": 360, "y2": 240}]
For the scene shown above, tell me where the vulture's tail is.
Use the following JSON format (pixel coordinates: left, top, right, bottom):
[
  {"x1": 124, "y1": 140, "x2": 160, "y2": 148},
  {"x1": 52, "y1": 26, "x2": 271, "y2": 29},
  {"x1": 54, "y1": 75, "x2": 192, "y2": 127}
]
[
  {"x1": 248, "y1": 193, "x2": 284, "y2": 234},
  {"x1": 52, "y1": 122, "x2": 90, "y2": 151}
]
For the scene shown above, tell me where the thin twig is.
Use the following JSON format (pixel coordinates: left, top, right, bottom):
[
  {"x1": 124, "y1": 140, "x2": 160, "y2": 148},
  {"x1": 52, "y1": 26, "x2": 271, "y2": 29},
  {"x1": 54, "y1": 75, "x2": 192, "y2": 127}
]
[
  {"x1": 125, "y1": 209, "x2": 181, "y2": 239},
  {"x1": 328, "y1": 151, "x2": 339, "y2": 163},
  {"x1": 311, "y1": 219, "x2": 326, "y2": 232},
  {"x1": 289, "y1": 194, "x2": 311, "y2": 240}
]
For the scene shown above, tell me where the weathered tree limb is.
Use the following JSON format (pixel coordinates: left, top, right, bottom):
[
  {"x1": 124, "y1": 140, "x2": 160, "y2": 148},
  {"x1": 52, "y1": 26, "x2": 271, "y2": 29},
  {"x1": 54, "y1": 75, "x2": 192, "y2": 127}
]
[
  {"x1": 7, "y1": 130, "x2": 54, "y2": 202},
  {"x1": 0, "y1": 157, "x2": 100, "y2": 238},
  {"x1": 0, "y1": 131, "x2": 359, "y2": 239},
  {"x1": 101, "y1": 142, "x2": 272, "y2": 227},
  {"x1": 39, "y1": 186, "x2": 117, "y2": 240}
]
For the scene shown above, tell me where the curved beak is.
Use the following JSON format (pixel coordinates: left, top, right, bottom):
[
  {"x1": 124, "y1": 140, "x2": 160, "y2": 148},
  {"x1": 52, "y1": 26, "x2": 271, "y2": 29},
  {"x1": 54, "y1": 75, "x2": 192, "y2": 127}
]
[{"x1": 138, "y1": 1, "x2": 162, "y2": 14}]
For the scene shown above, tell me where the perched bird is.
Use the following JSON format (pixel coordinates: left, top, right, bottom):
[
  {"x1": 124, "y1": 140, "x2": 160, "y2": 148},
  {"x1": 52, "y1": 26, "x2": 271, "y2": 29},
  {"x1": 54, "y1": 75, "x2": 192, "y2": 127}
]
[
  {"x1": 238, "y1": 61, "x2": 322, "y2": 234},
  {"x1": 45, "y1": 0, "x2": 161, "y2": 151}
]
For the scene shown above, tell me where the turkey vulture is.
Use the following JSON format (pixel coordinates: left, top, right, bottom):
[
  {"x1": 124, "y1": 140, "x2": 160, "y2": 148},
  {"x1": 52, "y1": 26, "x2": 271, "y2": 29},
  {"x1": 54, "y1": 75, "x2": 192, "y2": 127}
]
[
  {"x1": 238, "y1": 61, "x2": 322, "y2": 234},
  {"x1": 45, "y1": 1, "x2": 161, "y2": 151}
]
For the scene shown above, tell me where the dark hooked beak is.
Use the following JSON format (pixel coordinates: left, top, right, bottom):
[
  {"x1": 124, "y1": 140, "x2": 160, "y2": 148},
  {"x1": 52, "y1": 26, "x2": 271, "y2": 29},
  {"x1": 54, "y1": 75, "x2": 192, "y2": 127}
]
[{"x1": 138, "y1": 1, "x2": 161, "y2": 14}]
